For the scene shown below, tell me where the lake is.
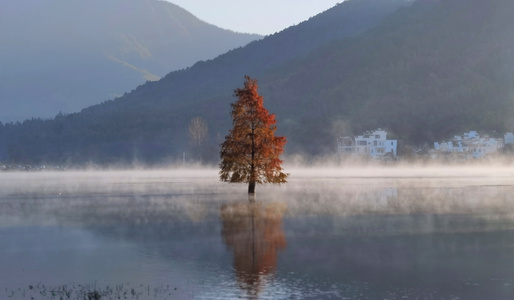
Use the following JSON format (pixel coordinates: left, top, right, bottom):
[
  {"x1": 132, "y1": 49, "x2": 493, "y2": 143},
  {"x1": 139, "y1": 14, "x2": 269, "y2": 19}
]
[{"x1": 1, "y1": 167, "x2": 514, "y2": 299}]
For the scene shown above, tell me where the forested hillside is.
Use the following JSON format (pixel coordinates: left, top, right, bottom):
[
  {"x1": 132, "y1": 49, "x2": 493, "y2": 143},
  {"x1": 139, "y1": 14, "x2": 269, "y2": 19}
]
[
  {"x1": 0, "y1": 0, "x2": 260, "y2": 122},
  {"x1": 5, "y1": 0, "x2": 513, "y2": 165},
  {"x1": 268, "y1": 0, "x2": 514, "y2": 152}
]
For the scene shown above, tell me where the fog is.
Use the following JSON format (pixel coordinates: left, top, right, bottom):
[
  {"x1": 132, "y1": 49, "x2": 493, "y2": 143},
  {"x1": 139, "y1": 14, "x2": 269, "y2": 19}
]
[
  {"x1": 2, "y1": 165, "x2": 514, "y2": 228},
  {"x1": 2, "y1": 165, "x2": 514, "y2": 299}
]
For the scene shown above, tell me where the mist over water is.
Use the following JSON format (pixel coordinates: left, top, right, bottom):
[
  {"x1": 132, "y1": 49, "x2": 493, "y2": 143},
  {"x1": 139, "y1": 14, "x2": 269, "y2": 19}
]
[{"x1": 1, "y1": 166, "x2": 514, "y2": 299}]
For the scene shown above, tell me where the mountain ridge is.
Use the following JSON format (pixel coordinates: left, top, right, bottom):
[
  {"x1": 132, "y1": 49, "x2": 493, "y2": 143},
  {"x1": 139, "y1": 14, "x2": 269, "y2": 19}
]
[{"x1": 0, "y1": 0, "x2": 261, "y2": 122}]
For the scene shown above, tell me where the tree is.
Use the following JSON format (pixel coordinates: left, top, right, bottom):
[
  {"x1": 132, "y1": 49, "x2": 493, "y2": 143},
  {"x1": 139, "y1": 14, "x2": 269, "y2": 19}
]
[
  {"x1": 188, "y1": 117, "x2": 208, "y2": 147},
  {"x1": 220, "y1": 76, "x2": 288, "y2": 194}
]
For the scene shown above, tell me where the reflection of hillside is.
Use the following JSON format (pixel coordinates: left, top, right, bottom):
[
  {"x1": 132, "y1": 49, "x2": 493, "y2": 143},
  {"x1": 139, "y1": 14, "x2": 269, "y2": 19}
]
[
  {"x1": 329, "y1": 213, "x2": 514, "y2": 237},
  {"x1": 284, "y1": 216, "x2": 514, "y2": 296},
  {"x1": 283, "y1": 181, "x2": 514, "y2": 217},
  {"x1": 220, "y1": 200, "x2": 287, "y2": 298},
  {"x1": 0, "y1": 192, "x2": 226, "y2": 228}
]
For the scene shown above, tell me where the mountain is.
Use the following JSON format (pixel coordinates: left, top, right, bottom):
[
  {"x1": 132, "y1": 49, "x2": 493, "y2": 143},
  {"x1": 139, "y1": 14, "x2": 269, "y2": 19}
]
[
  {"x1": 0, "y1": 0, "x2": 412, "y2": 164},
  {"x1": 271, "y1": 0, "x2": 514, "y2": 151},
  {"x1": 0, "y1": 0, "x2": 261, "y2": 122},
  {"x1": 8, "y1": 0, "x2": 514, "y2": 165}
]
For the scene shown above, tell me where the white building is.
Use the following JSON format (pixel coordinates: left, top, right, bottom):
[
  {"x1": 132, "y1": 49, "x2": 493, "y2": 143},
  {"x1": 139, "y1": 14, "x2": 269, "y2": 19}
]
[
  {"x1": 337, "y1": 129, "x2": 397, "y2": 159},
  {"x1": 432, "y1": 131, "x2": 504, "y2": 159},
  {"x1": 505, "y1": 132, "x2": 514, "y2": 145}
]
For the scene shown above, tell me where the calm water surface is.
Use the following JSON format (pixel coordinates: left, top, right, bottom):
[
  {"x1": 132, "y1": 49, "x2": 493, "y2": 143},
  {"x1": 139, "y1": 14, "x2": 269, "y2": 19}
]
[{"x1": 1, "y1": 168, "x2": 514, "y2": 299}]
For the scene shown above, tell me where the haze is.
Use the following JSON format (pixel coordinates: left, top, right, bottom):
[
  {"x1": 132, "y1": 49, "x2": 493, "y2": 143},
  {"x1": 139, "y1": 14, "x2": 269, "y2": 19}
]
[
  {"x1": 2, "y1": 165, "x2": 514, "y2": 227},
  {"x1": 3, "y1": 165, "x2": 514, "y2": 299}
]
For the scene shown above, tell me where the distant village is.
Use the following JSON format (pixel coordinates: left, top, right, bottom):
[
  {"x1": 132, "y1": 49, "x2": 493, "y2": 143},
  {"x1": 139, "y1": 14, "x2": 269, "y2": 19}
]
[
  {"x1": 337, "y1": 129, "x2": 397, "y2": 160},
  {"x1": 3, "y1": 128, "x2": 514, "y2": 171},
  {"x1": 337, "y1": 128, "x2": 514, "y2": 161},
  {"x1": 430, "y1": 131, "x2": 513, "y2": 160}
]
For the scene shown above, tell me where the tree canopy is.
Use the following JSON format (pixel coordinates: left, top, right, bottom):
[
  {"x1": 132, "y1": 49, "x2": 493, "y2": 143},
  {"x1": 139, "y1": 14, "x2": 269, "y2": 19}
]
[{"x1": 219, "y1": 76, "x2": 287, "y2": 194}]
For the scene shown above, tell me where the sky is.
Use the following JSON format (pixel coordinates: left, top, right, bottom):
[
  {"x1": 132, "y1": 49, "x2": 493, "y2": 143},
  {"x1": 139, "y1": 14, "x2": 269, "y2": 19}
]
[{"x1": 166, "y1": 0, "x2": 344, "y2": 36}]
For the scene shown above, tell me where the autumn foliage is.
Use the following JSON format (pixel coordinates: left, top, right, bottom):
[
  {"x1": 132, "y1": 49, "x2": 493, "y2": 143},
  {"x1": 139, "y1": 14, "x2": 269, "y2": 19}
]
[{"x1": 220, "y1": 76, "x2": 287, "y2": 193}]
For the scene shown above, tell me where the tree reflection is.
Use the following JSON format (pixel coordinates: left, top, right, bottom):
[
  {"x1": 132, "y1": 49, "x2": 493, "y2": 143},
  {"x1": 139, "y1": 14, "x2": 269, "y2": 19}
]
[{"x1": 220, "y1": 198, "x2": 287, "y2": 298}]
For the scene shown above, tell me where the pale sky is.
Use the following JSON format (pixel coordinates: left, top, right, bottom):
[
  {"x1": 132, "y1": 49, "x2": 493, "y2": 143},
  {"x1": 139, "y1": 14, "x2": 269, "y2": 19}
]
[{"x1": 166, "y1": 0, "x2": 344, "y2": 35}]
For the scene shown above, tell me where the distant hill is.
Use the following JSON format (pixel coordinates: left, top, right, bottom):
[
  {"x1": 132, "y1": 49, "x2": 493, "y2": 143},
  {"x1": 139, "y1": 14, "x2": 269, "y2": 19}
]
[
  {"x1": 0, "y1": 0, "x2": 260, "y2": 122},
  {"x1": 10, "y1": 0, "x2": 513, "y2": 165},
  {"x1": 270, "y1": 0, "x2": 514, "y2": 152}
]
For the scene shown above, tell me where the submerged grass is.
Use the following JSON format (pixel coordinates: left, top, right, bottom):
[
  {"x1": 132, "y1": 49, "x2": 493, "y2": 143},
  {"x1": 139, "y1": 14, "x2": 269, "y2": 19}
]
[{"x1": 3, "y1": 282, "x2": 192, "y2": 300}]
